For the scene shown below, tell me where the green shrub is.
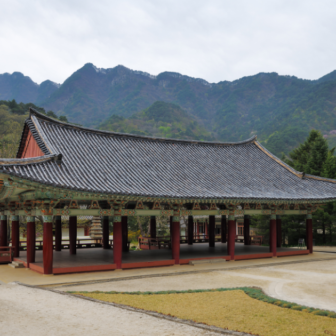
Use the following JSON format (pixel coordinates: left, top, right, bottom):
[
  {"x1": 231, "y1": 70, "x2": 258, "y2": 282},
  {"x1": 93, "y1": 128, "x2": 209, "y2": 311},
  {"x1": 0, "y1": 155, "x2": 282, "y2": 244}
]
[
  {"x1": 292, "y1": 306, "x2": 303, "y2": 311},
  {"x1": 327, "y1": 312, "x2": 336, "y2": 318},
  {"x1": 312, "y1": 310, "x2": 328, "y2": 316}
]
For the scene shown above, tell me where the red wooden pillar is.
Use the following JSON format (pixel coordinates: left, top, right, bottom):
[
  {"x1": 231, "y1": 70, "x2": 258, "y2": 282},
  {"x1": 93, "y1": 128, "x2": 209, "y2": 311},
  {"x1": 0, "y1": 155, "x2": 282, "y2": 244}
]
[
  {"x1": 306, "y1": 215, "x2": 313, "y2": 253},
  {"x1": 150, "y1": 216, "x2": 156, "y2": 238},
  {"x1": 227, "y1": 216, "x2": 235, "y2": 260},
  {"x1": 55, "y1": 216, "x2": 62, "y2": 251},
  {"x1": 276, "y1": 215, "x2": 282, "y2": 248},
  {"x1": 270, "y1": 215, "x2": 277, "y2": 257},
  {"x1": 209, "y1": 215, "x2": 215, "y2": 247},
  {"x1": 205, "y1": 220, "x2": 208, "y2": 237},
  {"x1": 221, "y1": 215, "x2": 227, "y2": 243},
  {"x1": 170, "y1": 216, "x2": 173, "y2": 251},
  {"x1": 172, "y1": 207, "x2": 180, "y2": 264},
  {"x1": 196, "y1": 220, "x2": 199, "y2": 237},
  {"x1": 122, "y1": 216, "x2": 129, "y2": 252},
  {"x1": 113, "y1": 216, "x2": 122, "y2": 269},
  {"x1": 187, "y1": 215, "x2": 193, "y2": 245},
  {"x1": 43, "y1": 216, "x2": 53, "y2": 274},
  {"x1": 26, "y1": 216, "x2": 36, "y2": 266},
  {"x1": 103, "y1": 216, "x2": 110, "y2": 249},
  {"x1": 11, "y1": 216, "x2": 20, "y2": 258},
  {"x1": 243, "y1": 215, "x2": 250, "y2": 246},
  {"x1": 69, "y1": 216, "x2": 77, "y2": 255},
  {"x1": 0, "y1": 215, "x2": 8, "y2": 247}
]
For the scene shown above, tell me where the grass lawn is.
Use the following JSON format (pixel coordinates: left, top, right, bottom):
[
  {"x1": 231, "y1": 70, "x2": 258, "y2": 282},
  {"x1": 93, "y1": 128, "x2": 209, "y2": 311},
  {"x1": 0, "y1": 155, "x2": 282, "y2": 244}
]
[{"x1": 75, "y1": 289, "x2": 336, "y2": 336}]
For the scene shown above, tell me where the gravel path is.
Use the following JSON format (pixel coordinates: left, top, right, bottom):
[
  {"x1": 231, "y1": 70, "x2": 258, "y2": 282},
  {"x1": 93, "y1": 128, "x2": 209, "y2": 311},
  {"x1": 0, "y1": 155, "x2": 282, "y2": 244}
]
[{"x1": 0, "y1": 283, "x2": 221, "y2": 336}]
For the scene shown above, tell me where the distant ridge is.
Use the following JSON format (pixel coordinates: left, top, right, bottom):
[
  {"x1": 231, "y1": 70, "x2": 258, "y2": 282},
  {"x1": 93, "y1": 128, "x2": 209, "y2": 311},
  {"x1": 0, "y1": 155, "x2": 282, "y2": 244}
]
[{"x1": 1, "y1": 63, "x2": 336, "y2": 156}]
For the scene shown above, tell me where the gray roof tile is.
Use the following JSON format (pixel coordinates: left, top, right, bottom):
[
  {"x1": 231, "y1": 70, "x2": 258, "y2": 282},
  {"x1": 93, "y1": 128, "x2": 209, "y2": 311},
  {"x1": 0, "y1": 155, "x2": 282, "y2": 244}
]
[{"x1": 1, "y1": 108, "x2": 336, "y2": 202}]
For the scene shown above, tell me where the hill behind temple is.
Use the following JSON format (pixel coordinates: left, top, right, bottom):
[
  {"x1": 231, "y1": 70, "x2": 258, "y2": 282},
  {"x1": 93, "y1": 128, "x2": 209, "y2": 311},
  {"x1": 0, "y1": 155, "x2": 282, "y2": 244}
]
[
  {"x1": 99, "y1": 101, "x2": 214, "y2": 141},
  {"x1": 2, "y1": 64, "x2": 336, "y2": 156}
]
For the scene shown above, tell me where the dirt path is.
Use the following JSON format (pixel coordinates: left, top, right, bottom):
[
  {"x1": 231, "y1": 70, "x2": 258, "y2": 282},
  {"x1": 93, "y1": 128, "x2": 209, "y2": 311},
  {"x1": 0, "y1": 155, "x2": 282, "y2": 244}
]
[{"x1": 0, "y1": 283, "x2": 221, "y2": 336}]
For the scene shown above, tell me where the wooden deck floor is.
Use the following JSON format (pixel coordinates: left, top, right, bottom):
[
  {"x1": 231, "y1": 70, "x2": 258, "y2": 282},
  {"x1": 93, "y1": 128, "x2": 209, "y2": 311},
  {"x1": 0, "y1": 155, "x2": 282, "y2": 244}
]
[{"x1": 15, "y1": 243, "x2": 309, "y2": 274}]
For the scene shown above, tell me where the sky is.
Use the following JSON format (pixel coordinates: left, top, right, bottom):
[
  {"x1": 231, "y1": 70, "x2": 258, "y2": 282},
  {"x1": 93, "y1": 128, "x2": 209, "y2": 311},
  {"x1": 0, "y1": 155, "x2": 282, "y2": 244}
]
[{"x1": 1, "y1": 0, "x2": 336, "y2": 84}]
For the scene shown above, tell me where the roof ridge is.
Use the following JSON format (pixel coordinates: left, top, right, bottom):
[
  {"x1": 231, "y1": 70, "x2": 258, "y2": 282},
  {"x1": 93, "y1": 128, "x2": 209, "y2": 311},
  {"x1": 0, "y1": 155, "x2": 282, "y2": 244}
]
[
  {"x1": 253, "y1": 140, "x2": 304, "y2": 178},
  {"x1": 304, "y1": 174, "x2": 336, "y2": 184},
  {"x1": 252, "y1": 141, "x2": 336, "y2": 184},
  {"x1": 29, "y1": 108, "x2": 257, "y2": 146}
]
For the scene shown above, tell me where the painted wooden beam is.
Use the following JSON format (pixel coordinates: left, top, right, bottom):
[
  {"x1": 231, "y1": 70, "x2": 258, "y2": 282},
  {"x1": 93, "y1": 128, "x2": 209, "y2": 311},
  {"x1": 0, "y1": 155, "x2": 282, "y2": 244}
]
[{"x1": 1, "y1": 208, "x2": 309, "y2": 217}]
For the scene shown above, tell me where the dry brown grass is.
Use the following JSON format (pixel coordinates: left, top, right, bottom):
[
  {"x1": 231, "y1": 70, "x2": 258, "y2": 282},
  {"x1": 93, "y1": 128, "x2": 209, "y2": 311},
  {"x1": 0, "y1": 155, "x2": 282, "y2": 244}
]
[{"x1": 81, "y1": 290, "x2": 336, "y2": 336}]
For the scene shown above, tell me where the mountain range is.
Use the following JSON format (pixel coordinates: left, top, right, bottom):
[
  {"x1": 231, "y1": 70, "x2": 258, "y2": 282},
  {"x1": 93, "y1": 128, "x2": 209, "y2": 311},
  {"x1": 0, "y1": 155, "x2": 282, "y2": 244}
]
[{"x1": 1, "y1": 63, "x2": 336, "y2": 156}]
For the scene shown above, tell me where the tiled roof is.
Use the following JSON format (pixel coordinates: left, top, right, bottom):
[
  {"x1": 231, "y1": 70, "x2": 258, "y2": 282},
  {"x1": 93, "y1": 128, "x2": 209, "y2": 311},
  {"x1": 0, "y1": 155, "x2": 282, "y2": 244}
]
[{"x1": 1, "y1": 108, "x2": 336, "y2": 202}]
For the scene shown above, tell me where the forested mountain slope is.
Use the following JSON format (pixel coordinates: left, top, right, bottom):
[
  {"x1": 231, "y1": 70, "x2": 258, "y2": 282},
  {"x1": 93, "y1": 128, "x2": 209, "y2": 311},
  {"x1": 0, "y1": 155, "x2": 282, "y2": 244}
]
[
  {"x1": 2, "y1": 64, "x2": 336, "y2": 156},
  {"x1": 99, "y1": 101, "x2": 214, "y2": 141}
]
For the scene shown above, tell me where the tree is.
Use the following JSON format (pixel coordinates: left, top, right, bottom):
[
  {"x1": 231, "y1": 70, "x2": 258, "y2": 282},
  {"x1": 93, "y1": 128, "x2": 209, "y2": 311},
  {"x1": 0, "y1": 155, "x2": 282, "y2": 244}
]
[
  {"x1": 59, "y1": 115, "x2": 68, "y2": 122},
  {"x1": 284, "y1": 129, "x2": 336, "y2": 245},
  {"x1": 322, "y1": 152, "x2": 336, "y2": 179},
  {"x1": 254, "y1": 130, "x2": 336, "y2": 245},
  {"x1": 284, "y1": 130, "x2": 329, "y2": 175}
]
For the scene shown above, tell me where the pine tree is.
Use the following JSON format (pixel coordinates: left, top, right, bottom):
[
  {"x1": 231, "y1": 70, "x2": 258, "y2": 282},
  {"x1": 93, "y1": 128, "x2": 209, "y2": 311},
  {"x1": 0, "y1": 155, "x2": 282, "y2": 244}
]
[{"x1": 282, "y1": 130, "x2": 336, "y2": 245}]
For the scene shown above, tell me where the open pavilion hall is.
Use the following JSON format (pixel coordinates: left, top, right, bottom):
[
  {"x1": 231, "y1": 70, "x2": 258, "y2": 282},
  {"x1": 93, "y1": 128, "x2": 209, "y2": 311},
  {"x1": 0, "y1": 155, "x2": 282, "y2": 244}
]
[{"x1": 1, "y1": 108, "x2": 336, "y2": 274}]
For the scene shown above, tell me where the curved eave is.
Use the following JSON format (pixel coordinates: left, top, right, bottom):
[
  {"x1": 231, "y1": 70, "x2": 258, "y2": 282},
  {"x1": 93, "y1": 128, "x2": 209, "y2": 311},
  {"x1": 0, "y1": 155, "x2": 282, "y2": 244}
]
[
  {"x1": 0, "y1": 171, "x2": 335, "y2": 204},
  {"x1": 0, "y1": 154, "x2": 59, "y2": 166}
]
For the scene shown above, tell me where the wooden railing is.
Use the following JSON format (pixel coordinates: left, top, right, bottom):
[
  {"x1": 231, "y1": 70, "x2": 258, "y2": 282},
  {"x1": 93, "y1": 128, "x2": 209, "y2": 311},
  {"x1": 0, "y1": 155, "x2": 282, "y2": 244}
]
[
  {"x1": 18, "y1": 238, "x2": 103, "y2": 251},
  {"x1": 138, "y1": 237, "x2": 171, "y2": 250},
  {"x1": 250, "y1": 235, "x2": 263, "y2": 246},
  {"x1": 14, "y1": 234, "x2": 261, "y2": 252},
  {"x1": 180, "y1": 235, "x2": 222, "y2": 243},
  {"x1": 0, "y1": 246, "x2": 14, "y2": 263}
]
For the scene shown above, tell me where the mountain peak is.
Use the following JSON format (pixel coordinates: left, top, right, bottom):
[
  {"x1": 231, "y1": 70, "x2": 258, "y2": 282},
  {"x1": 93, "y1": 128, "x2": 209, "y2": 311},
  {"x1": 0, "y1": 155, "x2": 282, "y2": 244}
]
[{"x1": 317, "y1": 70, "x2": 336, "y2": 84}]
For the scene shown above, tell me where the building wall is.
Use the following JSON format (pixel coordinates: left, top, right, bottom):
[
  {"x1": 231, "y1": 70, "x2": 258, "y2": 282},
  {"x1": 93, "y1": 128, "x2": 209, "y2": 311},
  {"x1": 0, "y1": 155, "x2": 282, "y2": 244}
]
[
  {"x1": 61, "y1": 228, "x2": 85, "y2": 238},
  {"x1": 20, "y1": 130, "x2": 44, "y2": 158}
]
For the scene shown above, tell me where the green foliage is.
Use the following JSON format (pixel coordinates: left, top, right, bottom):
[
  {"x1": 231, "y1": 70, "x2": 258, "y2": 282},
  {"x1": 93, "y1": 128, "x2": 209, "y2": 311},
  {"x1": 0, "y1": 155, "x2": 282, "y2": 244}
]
[
  {"x1": 0, "y1": 100, "x2": 66, "y2": 158},
  {"x1": 99, "y1": 101, "x2": 214, "y2": 141},
  {"x1": 0, "y1": 99, "x2": 46, "y2": 115},
  {"x1": 0, "y1": 104, "x2": 27, "y2": 158},
  {"x1": 283, "y1": 130, "x2": 330, "y2": 175}
]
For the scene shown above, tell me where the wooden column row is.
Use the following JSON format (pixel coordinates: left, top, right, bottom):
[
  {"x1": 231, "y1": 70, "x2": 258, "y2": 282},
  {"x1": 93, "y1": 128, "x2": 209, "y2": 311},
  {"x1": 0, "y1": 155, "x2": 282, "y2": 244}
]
[{"x1": 0, "y1": 212, "x2": 314, "y2": 275}]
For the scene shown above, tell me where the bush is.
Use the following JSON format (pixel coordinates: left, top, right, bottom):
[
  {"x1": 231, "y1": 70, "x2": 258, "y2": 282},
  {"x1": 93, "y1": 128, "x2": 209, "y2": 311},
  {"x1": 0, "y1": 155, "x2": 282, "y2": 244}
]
[
  {"x1": 328, "y1": 312, "x2": 336, "y2": 318},
  {"x1": 292, "y1": 306, "x2": 303, "y2": 311},
  {"x1": 312, "y1": 310, "x2": 328, "y2": 316},
  {"x1": 128, "y1": 230, "x2": 141, "y2": 243}
]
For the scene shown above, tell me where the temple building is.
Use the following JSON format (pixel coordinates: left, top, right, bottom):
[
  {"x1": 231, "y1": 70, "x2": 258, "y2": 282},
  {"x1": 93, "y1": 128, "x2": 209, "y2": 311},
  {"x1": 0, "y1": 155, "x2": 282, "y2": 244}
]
[{"x1": 1, "y1": 108, "x2": 336, "y2": 274}]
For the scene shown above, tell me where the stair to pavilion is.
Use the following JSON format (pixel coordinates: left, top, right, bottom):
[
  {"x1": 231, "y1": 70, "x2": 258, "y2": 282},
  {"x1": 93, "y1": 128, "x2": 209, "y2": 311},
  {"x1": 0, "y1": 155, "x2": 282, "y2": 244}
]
[{"x1": 8, "y1": 261, "x2": 25, "y2": 269}]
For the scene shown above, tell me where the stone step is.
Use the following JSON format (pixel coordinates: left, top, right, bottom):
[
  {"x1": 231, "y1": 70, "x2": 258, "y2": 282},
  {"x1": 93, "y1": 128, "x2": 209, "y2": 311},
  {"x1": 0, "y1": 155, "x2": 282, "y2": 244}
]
[
  {"x1": 8, "y1": 261, "x2": 25, "y2": 269},
  {"x1": 189, "y1": 259, "x2": 226, "y2": 265}
]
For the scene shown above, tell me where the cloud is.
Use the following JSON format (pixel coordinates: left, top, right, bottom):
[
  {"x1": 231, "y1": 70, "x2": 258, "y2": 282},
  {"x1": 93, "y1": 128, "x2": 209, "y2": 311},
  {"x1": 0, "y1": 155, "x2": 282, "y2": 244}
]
[{"x1": 0, "y1": 0, "x2": 335, "y2": 84}]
